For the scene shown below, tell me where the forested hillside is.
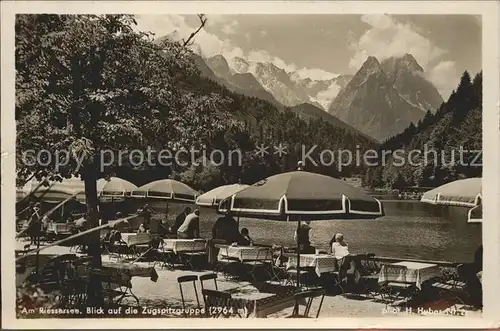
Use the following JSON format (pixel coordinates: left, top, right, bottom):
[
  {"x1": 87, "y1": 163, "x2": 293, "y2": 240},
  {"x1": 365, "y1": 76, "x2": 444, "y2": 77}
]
[
  {"x1": 363, "y1": 71, "x2": 482, "y2": 188},
  {"x1": 15, "y1": 15, "x2": 376, "y2": 193}
]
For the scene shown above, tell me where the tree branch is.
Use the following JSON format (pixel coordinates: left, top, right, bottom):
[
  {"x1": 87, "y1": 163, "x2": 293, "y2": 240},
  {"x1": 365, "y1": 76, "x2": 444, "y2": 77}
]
[{"x1": 182, "y1": 14, "x2": 207, "y2": 47}]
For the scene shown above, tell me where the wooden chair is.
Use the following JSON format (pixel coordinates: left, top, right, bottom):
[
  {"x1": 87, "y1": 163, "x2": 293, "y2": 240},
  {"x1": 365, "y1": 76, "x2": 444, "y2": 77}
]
[
  {"x1": 180, "y1": 239, "x2": 207, "y2": 270},
  {"x1": 201, "y1": 289, "x2": 235, "y2": 318},
  {"x1": 199, "y1": 273, "x2": 218, "y2": 291},
  {"x1": 129, "y1": 233, "x2": 153, "y2": 258},
  {"x1": 214, "y1": 245, "x2": 240, "y2": 280},
  {"x1": 242, "y1": 248, "x2": 271, "y2": 282},
  {"x1": 287, "y1": 288, "x2": 326, "y2": 318},
  {"x1": 431, "y1": 264, "x2": 468, "y2": 308},
  {"x1": 380, "y1": 264, "x2": 414, "y2": 306},
  {"x1": 357, "y1": 258, "x2": 382, "y2": 298},
  {"x1": 284, "y1": 266, "x2": 316, "y2": 289},
  {"x1": 177, "y1": 275, "x2": 201, "y2": 317}
]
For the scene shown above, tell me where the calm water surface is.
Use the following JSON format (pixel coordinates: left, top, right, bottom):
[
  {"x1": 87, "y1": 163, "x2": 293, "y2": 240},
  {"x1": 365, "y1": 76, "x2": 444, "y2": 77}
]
[{"x1": 136, "y1": 198, "x2": 482, "y2": 263}]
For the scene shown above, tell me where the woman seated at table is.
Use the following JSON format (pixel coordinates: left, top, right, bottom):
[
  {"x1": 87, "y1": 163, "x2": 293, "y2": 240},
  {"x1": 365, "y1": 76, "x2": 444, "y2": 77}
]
[
  {"x1": 329, "y1": 233, "x2": 360, "y2": 284},
  {"x1": 329, "y1": 233, "x2": 350, "y2": 259}
]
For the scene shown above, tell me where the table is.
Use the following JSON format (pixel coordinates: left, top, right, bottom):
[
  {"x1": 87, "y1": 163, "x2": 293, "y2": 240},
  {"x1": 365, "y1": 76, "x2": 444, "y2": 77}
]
[
  {"x1": 162, "y1": 239, "x2": 206, "y2": 253},
  {"x1": 378, "y1": 261, "x2": 442, "y2": 289},
  {"x1": 120, "y1": 233, "x2": 137, "y2": 245},
  {"x1": 205, "y1": 284, "x2": 299, "y2": 318},
  {"x1": 217, "y1": 245, "x2": 273, "y2": 262},
  {"x1": 286, "y1": 254, "x2": 338, "y2": 277}
]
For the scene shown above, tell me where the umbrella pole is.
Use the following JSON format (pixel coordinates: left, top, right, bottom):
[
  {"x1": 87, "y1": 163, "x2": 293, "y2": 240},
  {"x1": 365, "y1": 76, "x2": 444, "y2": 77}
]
[
  {"x1": 35, "y1": 220, "x2": 41, "y2": 275},
  {"x1": 296, "y1": 218, "x2": 301, "y2": 288}
]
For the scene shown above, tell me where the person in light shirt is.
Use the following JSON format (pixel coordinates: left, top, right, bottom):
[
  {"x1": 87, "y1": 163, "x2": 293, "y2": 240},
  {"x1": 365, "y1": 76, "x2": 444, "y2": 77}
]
[{"x1": 330, "y1": 233, "x2": 350, "y2": 259}]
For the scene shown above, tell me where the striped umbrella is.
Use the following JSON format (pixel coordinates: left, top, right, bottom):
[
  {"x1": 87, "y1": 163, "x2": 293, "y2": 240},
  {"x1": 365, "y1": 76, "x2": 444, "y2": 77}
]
[
  {"x1": 16, "y1": 180, "x2": 34, "y2": 202},
  {"x1": 219, "y1": 171, "x2": 384, "y2": 220},
  {"x1": 100, "y1": 177, "x2": 137, "y2": 198},
  {"x1": 130, "y1": 179, "x2": 198, "y2": 203},
  {"x1": 218, "y1": 171, "x2": 384, "y2": 287},
  {"x1": 196, "y1": 184, "x2": 249, "y2": 209},
  {"x1": 421, "y1": 177, "x2": 482, "y2": 223},
  {"x1": 31, "y1": 176, "x2": 106, "y2": 203}
]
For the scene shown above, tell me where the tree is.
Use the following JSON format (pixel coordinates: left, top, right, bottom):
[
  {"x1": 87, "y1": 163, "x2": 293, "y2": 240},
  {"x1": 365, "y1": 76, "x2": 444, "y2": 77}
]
[{"x1": 16, "y1": 14, "x2": 221, "y2": 305}]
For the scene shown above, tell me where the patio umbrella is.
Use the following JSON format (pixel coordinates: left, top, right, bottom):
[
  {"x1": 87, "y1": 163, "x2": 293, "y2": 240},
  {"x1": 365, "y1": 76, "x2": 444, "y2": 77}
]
[
  {"x1": 219, "y1": 171, "x2": 384, "y2": 220},
  {"x1": 420, "y1": 177, "x2": 482, "y2": 223},
  {"x1": 16, "y1": 180, "x2": 34, "y2": 202},
  {"x1": 31, "y1": 175, "x2": 106, "y2": 204},
  {"x1": 97, "y1": 176, "x2": 138, "y2": 204},
  {"x1": 218, "y1": 170, "x2": 384, "y2": 286},
  {"x1": 130, "y1": 179, "x2": 198, "y2": 203},
  {"x1": 99, "y1": 177, "x2": 137, "y2": 198},
  {"x1": 196, "y1": 183, "x2": 250, "y2": 209}
]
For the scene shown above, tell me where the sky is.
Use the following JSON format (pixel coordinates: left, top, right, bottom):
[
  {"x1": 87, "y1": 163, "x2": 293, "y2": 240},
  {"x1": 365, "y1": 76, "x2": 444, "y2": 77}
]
[{"x1": 135, "y1": 14, "x2": 482, "y2": 99}]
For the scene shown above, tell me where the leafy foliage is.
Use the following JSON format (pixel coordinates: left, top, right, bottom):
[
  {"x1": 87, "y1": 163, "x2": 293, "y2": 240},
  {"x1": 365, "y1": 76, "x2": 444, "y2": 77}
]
[{"x1": 16, "y1": 14, "x2": 375, "y2": 191}]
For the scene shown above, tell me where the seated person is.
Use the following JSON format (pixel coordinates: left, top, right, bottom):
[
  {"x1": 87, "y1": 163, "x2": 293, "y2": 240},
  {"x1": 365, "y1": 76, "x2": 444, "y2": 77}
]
[
  {"x1": 212, "y1": 214, "x2": 240, "y2": 244},
  {"x1": 329, "y1": 233, "x2": 350, "y2": 259},
  {"x1": 329, "y1": 233, "x2": 360, "y2": 284},
  {"x1": 137, "y1": 223, "x2": 146, "y2": 233},
  {"x1": 177, "y1": 209, "x2": 200, "y2": 239},
  {"x1": 237, "y1": 228, "x2": 253, "y2": 246},
  {"x1": 158, "y1": 218, "x2": 170, "y2": 237}
]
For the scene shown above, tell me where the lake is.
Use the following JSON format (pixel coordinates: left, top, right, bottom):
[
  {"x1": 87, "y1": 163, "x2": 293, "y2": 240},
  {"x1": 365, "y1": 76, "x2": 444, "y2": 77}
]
[{"x1": 123, "y1": 197, "x2": 483, "y2": 263}]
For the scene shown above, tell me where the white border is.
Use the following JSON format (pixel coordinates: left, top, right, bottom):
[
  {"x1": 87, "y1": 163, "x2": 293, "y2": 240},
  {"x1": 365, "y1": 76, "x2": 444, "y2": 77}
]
[{"x1": 2, "y1": 1, "x2": 499, "y2": 329}]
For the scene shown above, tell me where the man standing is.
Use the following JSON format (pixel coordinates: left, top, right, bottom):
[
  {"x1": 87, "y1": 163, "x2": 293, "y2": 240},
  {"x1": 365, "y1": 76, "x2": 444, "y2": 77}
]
[
  {"x1": 177, "y1": 209, "x2": 200, "y2": 239},
  {"x1": 294, "y1": 220, "x2": 315, "y2": 254},
  {"x1": 170, "y1": 207, "x2": 191, "y2": 234},
  {"x1": 28, "y1": 202, "x2": 42, "y2": 245}
]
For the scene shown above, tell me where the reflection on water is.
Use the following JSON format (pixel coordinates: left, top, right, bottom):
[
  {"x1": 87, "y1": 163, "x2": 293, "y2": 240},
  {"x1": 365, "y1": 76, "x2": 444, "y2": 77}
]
[{"x1": 132, "y1": 197, "x2": 482, "y2": 263}]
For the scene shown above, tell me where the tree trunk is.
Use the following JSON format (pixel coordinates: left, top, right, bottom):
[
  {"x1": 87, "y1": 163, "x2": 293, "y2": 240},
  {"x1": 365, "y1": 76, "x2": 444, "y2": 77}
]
[{"x1": 84, "y1": 165, "x2": 104, "y2": 306}]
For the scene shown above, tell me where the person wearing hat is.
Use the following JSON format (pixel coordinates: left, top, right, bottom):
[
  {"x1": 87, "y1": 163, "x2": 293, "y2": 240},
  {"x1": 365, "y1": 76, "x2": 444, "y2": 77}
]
[
  {"x1": 177, "y1": 209, "x2": 200, "y2": 239},
  {"x1": 297, "y1": 161, "x2": 304, "y2": 171}
]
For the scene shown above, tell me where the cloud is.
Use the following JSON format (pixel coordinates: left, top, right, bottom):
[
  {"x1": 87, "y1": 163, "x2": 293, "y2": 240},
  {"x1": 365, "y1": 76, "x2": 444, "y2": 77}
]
[
  {"x1": 426, "y1": 61, "x2": 457, "y2": 99},
  {"x1": 221, "y1": 20, "x2": 238, "y2": 35},
  {"x1": 349, "y1": 14, "x2": 446, "y2": 70},
  {"x1": 311, "y1": 82, "x2": 342, "y2": 109},
  {"x1": 135, "y1": 15, "x2": 339, "y2": 82}
]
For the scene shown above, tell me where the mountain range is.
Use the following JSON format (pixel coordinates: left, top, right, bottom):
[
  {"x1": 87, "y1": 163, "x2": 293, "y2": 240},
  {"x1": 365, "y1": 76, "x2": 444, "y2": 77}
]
[
  {"x1": 329, "y1": 54, "x2": 443, "y2": 141},
  {"x1": 158, "y1": 33, "x2": 443, "y2": 142}
]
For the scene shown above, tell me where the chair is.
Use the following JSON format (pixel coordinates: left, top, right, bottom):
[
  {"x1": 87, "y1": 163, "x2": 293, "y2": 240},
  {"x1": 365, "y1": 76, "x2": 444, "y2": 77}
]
[
  {"x1": 156, "y1": 243, "x2": 178, "y2": 270},
  {"x1": 201, "y1": 289, "x2": 237, "y2": 318},
  {"x1": 357, "y1": 258, "x2": 382, "y2": 298},
  {"x1": 129, "y1": 233, "x2": 153, "y2": 258},
  {"x1": 242, "y1": 248, "x2": 271, "y2": 282},
  {"x1": 379, "y1": 264, "x2": 414, "y2": 306},
  {"x1": 30, "y1": 254, "x2": 78, "y2": 293},
  {"x1": 180, "y1": 239, "x2": 207, "y2": 270},
  {"x1": 287, "y1": 288, "x2": 326, "y2": 318},
  {"x1": 178, "y1": 275, "x2": 201, "y2": 317},
  {"x1": 199, "y1": 273, "x2": 218, "y2": 291},
  {"x1": 431, "y1": 264, "x2": 468, "y2": 308},
  {"x1": 266, "y1": 250, "x2": 288, "y2": 284},
  {"x1": 214, "y1": 245, "x2": 240, "y2": 280}
]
